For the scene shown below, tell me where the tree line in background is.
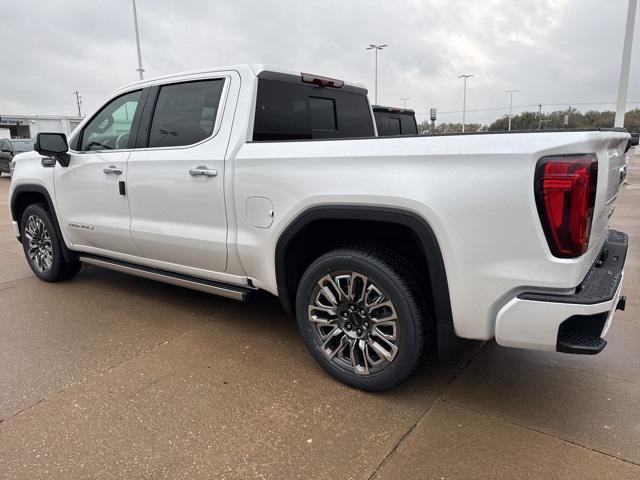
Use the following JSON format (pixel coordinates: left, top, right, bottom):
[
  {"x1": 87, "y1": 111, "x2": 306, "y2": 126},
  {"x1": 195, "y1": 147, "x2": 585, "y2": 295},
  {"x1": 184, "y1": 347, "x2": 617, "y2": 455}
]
[{"x1": 418, "y1": 108, "x2": 640, "y2": 134}]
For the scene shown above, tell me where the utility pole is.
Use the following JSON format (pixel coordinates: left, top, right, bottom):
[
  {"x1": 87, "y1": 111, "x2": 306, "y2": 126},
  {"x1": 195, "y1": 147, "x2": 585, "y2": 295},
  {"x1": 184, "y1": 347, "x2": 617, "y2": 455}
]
[
  {"x1": 400, "y1": 97, "x2": 410, "y2": 108},
  {"x1": 367, "y1": 44, "x2": 387, "y2": 104},
  {"x1": 615, "y1": 0, "x2": 637, "y2": 128},
  {"x1": 458, "y1": 74, "x2": 473, "y2": 132},
  {"x1": 73, "y1": 90, "x2": 82, "y2": 117},
  {"x1": 506, "y1": 90, "x2": 518, "y2": 131},
  {"x1": 132, "y1": 0, "x2": 145, "y2": 80},
  {"x1": 538, "y1": 104, "x2": 543, "y2": 130}
]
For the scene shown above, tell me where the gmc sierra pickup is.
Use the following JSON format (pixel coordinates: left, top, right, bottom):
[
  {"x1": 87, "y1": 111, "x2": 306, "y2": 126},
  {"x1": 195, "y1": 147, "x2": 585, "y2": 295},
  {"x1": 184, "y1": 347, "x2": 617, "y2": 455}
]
[{"x1": 9, "y1": 65, "x2": 630, "y2": 390}]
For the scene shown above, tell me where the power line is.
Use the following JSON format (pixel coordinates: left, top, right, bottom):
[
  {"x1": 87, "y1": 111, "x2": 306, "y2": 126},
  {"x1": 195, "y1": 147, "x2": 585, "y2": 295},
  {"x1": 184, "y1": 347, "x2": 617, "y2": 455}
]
[{"x1": 73, "y1": 90, "x2": 82, "y2": 117}]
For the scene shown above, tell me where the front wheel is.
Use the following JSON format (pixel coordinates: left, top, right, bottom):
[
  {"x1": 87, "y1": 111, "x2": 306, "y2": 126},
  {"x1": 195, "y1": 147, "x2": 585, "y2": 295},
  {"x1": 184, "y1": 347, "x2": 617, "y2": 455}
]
[
  {"x1": 20, "y1": 204, "x2": 81, "y2": 282},
  {"x1": 295, "y1": 246, "x2": 430, "y2": 390}
]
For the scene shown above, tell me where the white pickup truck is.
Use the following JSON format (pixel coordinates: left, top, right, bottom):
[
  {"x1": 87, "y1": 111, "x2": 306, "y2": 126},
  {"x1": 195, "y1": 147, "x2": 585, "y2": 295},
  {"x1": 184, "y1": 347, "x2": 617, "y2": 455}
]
[{"x1": 9, "y1": 65, "x2": 630, "y2": 390}]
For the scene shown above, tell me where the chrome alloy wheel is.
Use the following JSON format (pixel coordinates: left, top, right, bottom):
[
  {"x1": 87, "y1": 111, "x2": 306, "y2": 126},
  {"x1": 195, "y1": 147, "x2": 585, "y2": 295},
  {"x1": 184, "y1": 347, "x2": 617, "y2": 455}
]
[
  {"x1": 307, "y1": 271, "x2": 399, "y2": 375},
  {"x1": 24, "y1": 215, "x2": 53, "y2": 273}
]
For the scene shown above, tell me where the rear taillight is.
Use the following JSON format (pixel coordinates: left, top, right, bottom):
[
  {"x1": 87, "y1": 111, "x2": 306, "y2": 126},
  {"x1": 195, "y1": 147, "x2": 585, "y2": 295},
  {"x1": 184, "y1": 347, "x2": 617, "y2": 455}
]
[{"x1": 535, "y1": 155, "x2": 598, "y2": 258}]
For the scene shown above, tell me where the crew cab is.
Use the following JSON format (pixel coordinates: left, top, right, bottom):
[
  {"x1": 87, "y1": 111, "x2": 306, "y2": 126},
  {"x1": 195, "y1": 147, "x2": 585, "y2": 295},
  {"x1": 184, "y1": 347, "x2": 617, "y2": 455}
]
[{"x1": 8, "y1": 65, "x2": 630, "y2": 390}]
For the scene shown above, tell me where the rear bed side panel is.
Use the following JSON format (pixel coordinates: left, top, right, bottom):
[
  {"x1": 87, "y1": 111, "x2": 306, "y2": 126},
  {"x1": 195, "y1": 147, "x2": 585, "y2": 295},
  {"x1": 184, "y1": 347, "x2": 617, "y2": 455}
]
[{"x1": 232, "y1": 131, "x2": 628, "y2": 341}]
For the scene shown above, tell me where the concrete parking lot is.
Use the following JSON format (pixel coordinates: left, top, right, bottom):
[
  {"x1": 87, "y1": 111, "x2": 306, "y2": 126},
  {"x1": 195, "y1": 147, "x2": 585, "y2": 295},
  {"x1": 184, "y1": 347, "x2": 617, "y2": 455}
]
[{"x1": 0, "y1": 152, "x2": 639, "y2": 479}]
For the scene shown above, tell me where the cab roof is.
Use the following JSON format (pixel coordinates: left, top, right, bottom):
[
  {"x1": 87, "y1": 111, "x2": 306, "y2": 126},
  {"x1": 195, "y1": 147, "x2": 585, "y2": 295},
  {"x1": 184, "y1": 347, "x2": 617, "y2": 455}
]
[{"x1": 112, "y1": 64, "x2": 367, "y2": 96}]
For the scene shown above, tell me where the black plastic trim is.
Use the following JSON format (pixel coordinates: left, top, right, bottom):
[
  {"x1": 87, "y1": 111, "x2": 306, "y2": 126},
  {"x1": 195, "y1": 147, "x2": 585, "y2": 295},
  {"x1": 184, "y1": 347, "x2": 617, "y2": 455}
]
[
  {"x1": 134, "y1": 85, "x2": 159, "y2": 149},
  {"x1": 274, "y1": 205, "x2": 453, "y2": 326},
  {"x1": 519, "y1": 230, "x2": 628, "y2": 305},
  {"x1": 556, "y1": 312, "x2": 608, "y2": 355},
  {"x1": 372, "y1": 105, "x2": 416, "y2": 114},
  {"x1": 10, "y1": 184, "x2": 78, "y2": 263},
  {"x1": 126, "y1": 87, "x2": 150, "y2": 149}
]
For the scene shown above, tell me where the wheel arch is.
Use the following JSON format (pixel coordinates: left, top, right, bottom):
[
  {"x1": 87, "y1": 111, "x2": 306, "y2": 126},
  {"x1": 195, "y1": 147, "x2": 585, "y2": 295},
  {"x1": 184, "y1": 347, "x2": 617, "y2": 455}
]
[
  {"x1": 10, "y1": 184, "x2": 77, "y2": 263},
  {"x1": 274, "y1": 205, "x2": 453, "y2": 328}
]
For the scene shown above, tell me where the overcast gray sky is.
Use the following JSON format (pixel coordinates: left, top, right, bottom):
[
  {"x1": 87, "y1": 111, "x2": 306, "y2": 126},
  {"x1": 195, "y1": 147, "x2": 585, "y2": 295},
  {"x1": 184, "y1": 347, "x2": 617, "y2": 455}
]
[{"x1": 1, "y1": 0, "x2": 638, "y2": 125}]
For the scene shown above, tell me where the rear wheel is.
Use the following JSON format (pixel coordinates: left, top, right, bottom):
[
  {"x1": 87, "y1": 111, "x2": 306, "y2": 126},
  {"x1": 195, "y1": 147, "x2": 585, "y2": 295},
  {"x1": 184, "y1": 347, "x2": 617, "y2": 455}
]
[
  {"x1": 295, "y1": 245, "x2": 430, "y2": 390},
  {"x1": 20, "y1": 204, "x2": 81, "y2": 282}
]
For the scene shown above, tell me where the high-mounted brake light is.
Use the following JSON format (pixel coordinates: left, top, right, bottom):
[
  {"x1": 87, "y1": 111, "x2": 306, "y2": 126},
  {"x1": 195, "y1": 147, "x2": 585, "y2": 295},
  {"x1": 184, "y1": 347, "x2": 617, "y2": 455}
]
[
  {"x1": 301, "y1": 72, "x2": 345, "y2": 89},
  {"x1": 535, "y1": 155, "x2": 598, "y2": 258}
]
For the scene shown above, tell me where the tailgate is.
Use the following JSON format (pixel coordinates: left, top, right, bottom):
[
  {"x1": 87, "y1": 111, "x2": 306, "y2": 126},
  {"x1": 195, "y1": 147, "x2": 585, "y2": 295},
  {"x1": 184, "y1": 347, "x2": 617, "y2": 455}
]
[{"x1": 590, "y1": 132, "x2": 629, "y2": 253}]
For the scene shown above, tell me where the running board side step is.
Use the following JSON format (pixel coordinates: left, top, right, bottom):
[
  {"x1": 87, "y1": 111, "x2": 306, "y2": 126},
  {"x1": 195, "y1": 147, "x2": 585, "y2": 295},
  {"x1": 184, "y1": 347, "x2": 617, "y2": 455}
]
[{"x1": 79, "y1": 255, "x2": 253, "y2": 301}]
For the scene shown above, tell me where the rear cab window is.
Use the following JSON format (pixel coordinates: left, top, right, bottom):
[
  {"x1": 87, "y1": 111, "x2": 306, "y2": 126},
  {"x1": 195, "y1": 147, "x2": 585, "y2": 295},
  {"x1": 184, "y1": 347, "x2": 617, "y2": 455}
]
[
  {"x1": 252, "y1": 72, "x2": 374, "y2": 141},
  {"x1": 373, "y1": 106, "x2": 418, "y2": 136}
]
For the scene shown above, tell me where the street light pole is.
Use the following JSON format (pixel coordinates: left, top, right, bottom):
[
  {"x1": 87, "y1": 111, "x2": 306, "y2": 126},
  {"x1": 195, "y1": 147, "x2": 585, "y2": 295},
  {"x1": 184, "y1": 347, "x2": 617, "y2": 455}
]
[
  {"x1": 132, "y1": 0, "x2": 145, "y2": 80},
  {"x1": 458, "y1": 74, "x2": 473, "y2": 132},
  {"x1": 615, "y1": 0, "x2": 637, "y2": 128},
  {"x1": 367, "y1": 44, "x2": 387, "y2": 104},
  {"x1": 506, "y1": 90, "x2": 518, "y2": 131},
  {"x1": 538, "y1": 104, "x2": 543, "y2": 130}
]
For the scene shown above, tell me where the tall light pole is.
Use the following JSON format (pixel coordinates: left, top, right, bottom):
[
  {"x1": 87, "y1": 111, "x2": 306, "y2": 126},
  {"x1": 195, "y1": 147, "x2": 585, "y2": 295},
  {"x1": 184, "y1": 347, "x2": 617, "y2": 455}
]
[
  {"x1": 506, "y1": 90, "x2": 518, "y2": 131},
  {"x1": 615, "y1": 0, "x2": 637, "y2": 128},
  {"x1": 458, "y1": 74, "x2": 473, "y2": 132},
  {"x1": 367, "y1": 44, "x2": 387, "y2": 104},
  {"x1": 538, "y1": 104, "x2": 543, "y2": 130},
  {"x1": 132, "y1": 0, "x2": 145, "y2": 80},
  {"x1": 400, "y1": 97, "x2": 410, "y2": 108}
]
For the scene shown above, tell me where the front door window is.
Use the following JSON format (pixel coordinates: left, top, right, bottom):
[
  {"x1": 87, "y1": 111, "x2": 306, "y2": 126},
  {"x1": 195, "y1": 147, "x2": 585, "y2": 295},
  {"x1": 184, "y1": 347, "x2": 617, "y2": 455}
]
[{"x1": 80, "y1": 90, "x2": 142, "y2": 151}]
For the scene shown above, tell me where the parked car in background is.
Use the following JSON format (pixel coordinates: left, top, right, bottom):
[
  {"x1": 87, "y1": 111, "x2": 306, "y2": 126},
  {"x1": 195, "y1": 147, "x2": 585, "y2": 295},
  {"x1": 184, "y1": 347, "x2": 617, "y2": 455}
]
[
  {"x1": 630, "y1": 132, "x2": 639, "y2": 147},
  {"x1": 373, "y1": 105, "x2": 418, "y2": 136},
  {"x1": 0, "y1": 139, "x2": 34, "y2": 176},
  {"x1": 8, "y1": 65, "x2": 630, "y2": 390}
]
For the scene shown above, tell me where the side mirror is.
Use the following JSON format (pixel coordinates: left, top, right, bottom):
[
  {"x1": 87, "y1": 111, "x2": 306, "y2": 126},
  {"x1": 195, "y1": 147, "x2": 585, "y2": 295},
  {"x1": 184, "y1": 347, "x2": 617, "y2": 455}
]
[{"x1": 35, "y1": 133, "x2": 70, "y2": 167}]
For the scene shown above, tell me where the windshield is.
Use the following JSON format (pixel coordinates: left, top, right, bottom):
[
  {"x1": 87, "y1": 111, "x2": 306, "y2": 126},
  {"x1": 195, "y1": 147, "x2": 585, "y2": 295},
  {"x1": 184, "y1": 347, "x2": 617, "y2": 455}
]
[{"x1": 10, "y1": 139, "x2": 34, "y2": 152}]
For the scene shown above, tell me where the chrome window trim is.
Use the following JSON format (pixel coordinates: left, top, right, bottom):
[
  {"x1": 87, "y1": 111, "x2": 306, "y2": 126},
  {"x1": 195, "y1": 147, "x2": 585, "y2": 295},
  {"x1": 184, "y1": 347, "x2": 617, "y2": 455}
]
[{"x1": 68, "y1": 74, "x2": 231, "y2": 155}]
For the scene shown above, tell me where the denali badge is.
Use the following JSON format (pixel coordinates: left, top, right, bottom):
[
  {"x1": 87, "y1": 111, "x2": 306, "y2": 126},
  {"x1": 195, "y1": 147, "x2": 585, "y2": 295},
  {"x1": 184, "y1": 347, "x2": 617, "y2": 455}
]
[{"x1": 68, "y1": 223, "x2": 94, "y2": 231}]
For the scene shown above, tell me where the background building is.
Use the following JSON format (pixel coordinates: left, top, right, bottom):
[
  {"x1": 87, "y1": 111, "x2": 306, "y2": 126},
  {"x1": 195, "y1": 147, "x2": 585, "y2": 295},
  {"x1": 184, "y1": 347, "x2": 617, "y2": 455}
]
[{"x1": 0, "y1": 114, "x2": 82, "y2": 139}]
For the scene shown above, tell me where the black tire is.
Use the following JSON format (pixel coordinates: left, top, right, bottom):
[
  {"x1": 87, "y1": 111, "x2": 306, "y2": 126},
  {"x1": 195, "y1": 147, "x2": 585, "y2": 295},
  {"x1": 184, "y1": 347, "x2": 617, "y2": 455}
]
[
  {"x1": 20, "y1": 203, "x2": 81, "y2": 282},
  {"x1": 295, "y1": 245, "x2": 430, "y2": 391}
]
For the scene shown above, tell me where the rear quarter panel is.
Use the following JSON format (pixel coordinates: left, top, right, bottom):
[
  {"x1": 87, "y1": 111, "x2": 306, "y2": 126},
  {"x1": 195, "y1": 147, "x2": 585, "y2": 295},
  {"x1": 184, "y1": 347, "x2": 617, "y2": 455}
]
[{"x1": 232, "y1": 131, "x2": 627, "y2": 340}]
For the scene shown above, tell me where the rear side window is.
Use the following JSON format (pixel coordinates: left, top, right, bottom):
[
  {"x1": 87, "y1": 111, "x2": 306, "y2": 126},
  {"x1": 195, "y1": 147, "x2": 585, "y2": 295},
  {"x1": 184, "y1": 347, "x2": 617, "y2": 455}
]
[
  {"x1": 148, "y1": 79, "x2": 225, "y2": 148},
  {"x1": 253, "y1": 79, "x2": 374, "y2": 141}
]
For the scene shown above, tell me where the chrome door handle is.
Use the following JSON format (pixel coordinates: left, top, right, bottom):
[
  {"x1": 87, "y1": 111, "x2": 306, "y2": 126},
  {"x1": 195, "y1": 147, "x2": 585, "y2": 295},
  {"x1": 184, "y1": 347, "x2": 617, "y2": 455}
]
[
  {"x1": 103, "y1": 165, "x2": 123, "y2": 175},
  {"x1": 189, "y1": 166, "x2": 218, "y2": 177}
]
